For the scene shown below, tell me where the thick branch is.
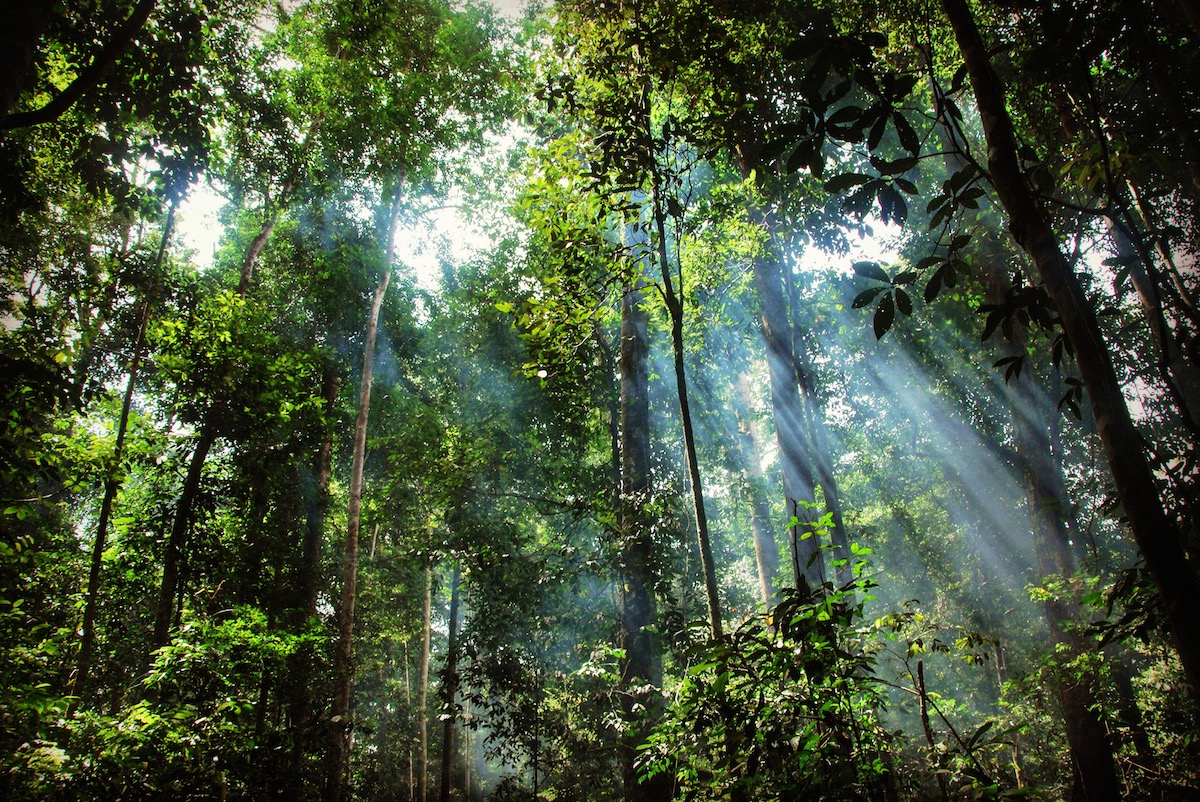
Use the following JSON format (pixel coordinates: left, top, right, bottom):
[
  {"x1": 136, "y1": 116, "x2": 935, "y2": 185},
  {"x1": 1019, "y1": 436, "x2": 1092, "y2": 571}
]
[{"x1": 3, "y1": 0, "x2": 156, "y2": 130}]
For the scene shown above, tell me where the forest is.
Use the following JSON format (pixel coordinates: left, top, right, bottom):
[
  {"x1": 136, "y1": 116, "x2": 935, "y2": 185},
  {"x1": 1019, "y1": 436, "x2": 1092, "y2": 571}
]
[{"x1": 1, "y1": 0, "x2": 1199, "y2": 799}]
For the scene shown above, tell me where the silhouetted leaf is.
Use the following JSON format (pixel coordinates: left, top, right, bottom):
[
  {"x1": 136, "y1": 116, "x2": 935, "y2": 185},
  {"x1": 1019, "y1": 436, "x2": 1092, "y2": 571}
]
[
  {"x1": 874, "y1": 293, "x2": 895, "y2": 339},
  {"x1": 852, "y1": 287, "x2": 886, "y2": 308},
  {"x1": 853, "y1": 261, "x2": 889, "y2": 283}
]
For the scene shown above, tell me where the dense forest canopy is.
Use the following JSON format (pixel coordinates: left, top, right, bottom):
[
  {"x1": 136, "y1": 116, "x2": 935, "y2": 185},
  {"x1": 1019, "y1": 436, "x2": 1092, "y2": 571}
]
[{"x1": 1, "y1": 0, "x2": 1199, "y2": 799}]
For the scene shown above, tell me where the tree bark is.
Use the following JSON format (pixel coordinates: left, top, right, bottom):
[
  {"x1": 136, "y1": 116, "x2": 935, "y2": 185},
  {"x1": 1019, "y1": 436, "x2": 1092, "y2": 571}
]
[
  {"x1": 151, "y1": 176, "x2": 289, "y2": 652},
  {"x1": 438, "y1": 566, "x2": 461, "y2": 802},
  {"x1": 287, "y1": 365, "x2": 339, "y2": 787},
  {"x1": 785, "y1": 261, "x2": 851, "y2": 583},
  {"x1": 2, "y1": 0, "x2": 157, "y2": 130},
  {"x1": 941, "y1": 0, "x2": 1200, "y2": 696},
  {"x1": 750, "y1": 249, "x2": 822, "y2": 591},
  {"x1": 324, "y1": 183, "x2": 403, "y2": 802},
  {"x1": 1106, "y1": 218, "x2": 1200, "y2": 429}
]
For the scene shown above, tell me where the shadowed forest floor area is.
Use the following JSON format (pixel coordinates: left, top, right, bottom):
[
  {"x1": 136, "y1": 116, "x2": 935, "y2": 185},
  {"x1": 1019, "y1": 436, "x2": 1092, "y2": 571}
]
[{"x1": 2, "y1": 0, "x2": 1199, "y2": 800}]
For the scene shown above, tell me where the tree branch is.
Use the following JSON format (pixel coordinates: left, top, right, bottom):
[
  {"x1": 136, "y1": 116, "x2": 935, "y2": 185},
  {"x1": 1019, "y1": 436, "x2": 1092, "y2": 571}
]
[{"x1": 2, "y1": 0, "x2": 156, "y2": 131}]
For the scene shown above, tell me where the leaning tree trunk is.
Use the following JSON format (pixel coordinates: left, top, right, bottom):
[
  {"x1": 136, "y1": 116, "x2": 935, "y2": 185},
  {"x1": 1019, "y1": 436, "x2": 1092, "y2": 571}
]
[
  {"x1": 650, "y1": 191, "x2": 722, "y2": 639},
  {"x1": 0, "y1": 1, "x2": 53, "y2": 127},
  {"x1": 1, "y1": 0, "x2": 155, "y2": 130},
  {"x1": 72, "y1": 204, "x2": 175, "y2": 709},
  {"x1": 151, "y1": 419, "x2": 217, "y2": 651},
  {"x1": 150, "y1": 183, "x2": 299, "y2": 653},
  {"x1": 1106, "y1": 219, "x2": 1200, "y2": 430},
  {"x1": 324, "y1": 182, "x2": 403, "y2": 802},
  {"x1": 941, "y1": 0, "x2": 1200, "y2": 696}
]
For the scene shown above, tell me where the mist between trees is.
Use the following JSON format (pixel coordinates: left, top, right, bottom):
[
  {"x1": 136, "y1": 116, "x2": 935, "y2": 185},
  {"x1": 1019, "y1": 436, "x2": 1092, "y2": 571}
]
[{"x1": 2, "y1": 0, "x2": 1199, "y2": 800}]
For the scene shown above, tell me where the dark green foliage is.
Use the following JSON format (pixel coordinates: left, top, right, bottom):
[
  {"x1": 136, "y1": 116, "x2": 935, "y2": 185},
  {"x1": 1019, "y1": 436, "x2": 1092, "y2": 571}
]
[{"x1": 643, "y1": 576, "x2": 897, "y2": 801}]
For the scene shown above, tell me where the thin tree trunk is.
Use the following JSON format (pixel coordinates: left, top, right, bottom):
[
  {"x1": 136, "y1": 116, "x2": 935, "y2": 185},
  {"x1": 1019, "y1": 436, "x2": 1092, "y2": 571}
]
[
  {"x1": 151, "y1": 419, "x2": 217, "y2": 651},
  {"x1": 439, "y1": 566, "x2": 461, "y2": 802},
  {"x1": 303, "y1": 368, "x2": 339, "y2": 616},
  {"x1": 1126, "y1": 180, "x2": 1200, "y2": 323},
  {"x1": 238, "y1": 212, "x2": 280, "y2": 296},
  {"x1": 72, "y1": 205, "x2": 173, "y2": 708},
  {"x1": 916, "y1": 661, "x2": 950, "y2": 802},
  {"x1": 650, "y1": 194, "x2": 721, "y2": 638},
  {"x1": 406, "y1": 640, "x2": 414, "y2": 802},
  {"x1": 1106, "y1": 218, "x2": 1200, "y2": 428},
  {"x1": 324, "y1": 182, "x2": 403, "y2": 802},
  {"x1": 151, "y1": 177, "x2": 289, "y2": 653},
  {"x1": 942, "y1": 0, "x2": 1200, "y2": 697},
  {"x1": 418, "y1": 561, "x2": 433, "y2": 802}
]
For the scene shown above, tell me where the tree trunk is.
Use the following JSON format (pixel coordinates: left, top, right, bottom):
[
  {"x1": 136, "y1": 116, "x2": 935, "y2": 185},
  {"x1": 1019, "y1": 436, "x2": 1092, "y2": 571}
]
[
  {"x1": 983, "y1": 259, "x2": 1122, "y2": 802},
  {"x1": 650, "y1": 194, "x2": 722, "y2": 639},
  {"x1": 324, "y1": 182, "x2": 403, "y2": 802},
  {"x1": 941, "y1": 0, "x2": 1200, "y2": 697},
  {"x1": 617, "y1": 260, "x2": 664, "y2": 801},
  {"x1": 751, "y1": 250, "x2": 822, "y2": 591},
  {"x1": 439, "y1": 566, "x2": 461, "y2": 802},
  {"x1": 238, "y1": 211, "x2": 280, "y2": 296},
  {"x1": 785, "y1": 260, "x2": 851, "y2": 583},
  {"x1": 418, "y1": 561, "x2": 433, "y2": 802},
  {"x1": 151, "y1": 419, "x2": 217, "y2": 651},
  {"x1": 287, "y1": 365, "x2": 339, "y2": 788},
  {"x1": 73, "y1": 205, "x2": 173, "y2": 705},
  {"x1": 1106, "y1": 219, "x2": 1200, "y2": 430},
  {"x1": 151, "y1": 179, "x2": 288, "y2": 653},
  {"x1": 732, "y1": 371, "x2": 780, "y2": 610}
]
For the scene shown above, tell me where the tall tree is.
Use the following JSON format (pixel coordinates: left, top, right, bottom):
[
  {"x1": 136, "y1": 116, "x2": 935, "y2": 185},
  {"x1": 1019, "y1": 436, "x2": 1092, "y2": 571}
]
[{"x1": 940, "y1": 0, "x2": 1200, "y2": 695}]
